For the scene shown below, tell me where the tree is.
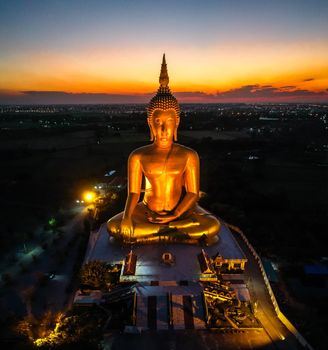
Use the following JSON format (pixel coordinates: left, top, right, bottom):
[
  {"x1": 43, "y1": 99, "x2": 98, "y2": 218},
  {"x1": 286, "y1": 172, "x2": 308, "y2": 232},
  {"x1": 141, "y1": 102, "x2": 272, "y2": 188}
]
[
  {"x1": 16, "y1": 311, "x2": 63, "y2": 346},
  {"x1": 79, "y1": 260, "x2": 110, "y2": 290},
  {"x1": 2, "y1": 272, "x2": 13, "y2": 285},
  {"x1": 21, "y1": 286, "x2": 36, "y2": 318}
]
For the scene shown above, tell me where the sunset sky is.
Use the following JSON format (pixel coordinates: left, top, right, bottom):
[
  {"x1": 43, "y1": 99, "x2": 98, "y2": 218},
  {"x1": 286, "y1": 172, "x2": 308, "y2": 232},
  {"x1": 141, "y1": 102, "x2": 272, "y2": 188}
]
[{"x1": 0, "y1": 0, "x2": 328, "y2": 103}]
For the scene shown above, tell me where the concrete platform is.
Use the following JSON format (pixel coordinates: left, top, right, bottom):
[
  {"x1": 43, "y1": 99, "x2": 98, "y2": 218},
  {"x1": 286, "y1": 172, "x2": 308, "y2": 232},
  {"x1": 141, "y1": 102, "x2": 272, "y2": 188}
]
[
  {"x1": 85, "y1": 222, "x2": 246, "y2": 283},
  {"x1": 84, "y1": 222, "x2": 250, "y2": 332},
  {"x1": 134, "y1": 285, "x2": 206, "y2": 330}
]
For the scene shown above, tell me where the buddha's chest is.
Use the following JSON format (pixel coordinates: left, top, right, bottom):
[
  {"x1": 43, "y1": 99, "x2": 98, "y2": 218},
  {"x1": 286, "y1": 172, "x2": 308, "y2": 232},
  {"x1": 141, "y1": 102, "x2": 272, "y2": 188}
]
[{"x1": 141, "y1": 157, "x2": 186, "y2": 178}]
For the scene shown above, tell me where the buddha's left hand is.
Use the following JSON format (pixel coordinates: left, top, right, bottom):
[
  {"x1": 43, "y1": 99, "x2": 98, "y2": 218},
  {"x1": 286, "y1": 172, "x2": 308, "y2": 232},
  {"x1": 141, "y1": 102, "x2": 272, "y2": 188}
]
[{"x1": 148, "y1": 214, "x2": 177, "y2": 224}]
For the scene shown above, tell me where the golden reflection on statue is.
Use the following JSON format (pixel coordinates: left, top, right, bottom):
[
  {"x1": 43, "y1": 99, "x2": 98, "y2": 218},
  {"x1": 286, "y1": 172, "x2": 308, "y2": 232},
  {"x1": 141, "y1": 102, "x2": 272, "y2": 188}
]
[{"x1": 107, "y1": 54, "x2": 220, "y2": 245}]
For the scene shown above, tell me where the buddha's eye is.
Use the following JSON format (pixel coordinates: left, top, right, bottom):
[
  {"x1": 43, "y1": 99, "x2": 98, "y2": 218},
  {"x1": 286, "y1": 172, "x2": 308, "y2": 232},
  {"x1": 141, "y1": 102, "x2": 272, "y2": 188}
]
[
  {"x1": 155, "y1": 118, "x2": 161, "y2": 124},
  {"x1": 167, "y1": 118, "x2": 174, "y2": 123}
]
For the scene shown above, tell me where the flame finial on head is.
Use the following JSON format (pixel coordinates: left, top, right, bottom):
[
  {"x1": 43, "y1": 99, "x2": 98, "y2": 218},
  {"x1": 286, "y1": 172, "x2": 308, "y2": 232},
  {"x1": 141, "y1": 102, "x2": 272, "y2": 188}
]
[
  {"x1": 159, "y1": 53, "x2": 169, "y2": 87},
  {"x1": 147, "y1": 54, "x2": 180, "y2": 141}
]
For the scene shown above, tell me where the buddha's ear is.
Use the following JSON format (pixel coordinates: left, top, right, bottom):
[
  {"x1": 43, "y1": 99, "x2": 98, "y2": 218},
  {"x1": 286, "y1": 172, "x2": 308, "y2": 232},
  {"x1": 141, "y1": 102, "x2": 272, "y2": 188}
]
[
  {"x1": 147, "y1": 118, "x2": 154, "y2": 141},
  {"x1": 174, "y1": 117, "x2": 180, "y2": 141}
]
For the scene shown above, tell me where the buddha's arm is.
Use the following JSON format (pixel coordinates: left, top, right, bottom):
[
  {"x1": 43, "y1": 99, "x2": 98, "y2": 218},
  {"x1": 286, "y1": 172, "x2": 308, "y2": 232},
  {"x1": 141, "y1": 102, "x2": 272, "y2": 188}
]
[
  {"x1": 173, "y1": 150, "x2": 200, "y2": 217},
  {"x1": 122, "y1": 193, "x2": 140, "y2": 219},
  {"x1": 121, "y1": 152, "x2": 142, "y2": 235}
]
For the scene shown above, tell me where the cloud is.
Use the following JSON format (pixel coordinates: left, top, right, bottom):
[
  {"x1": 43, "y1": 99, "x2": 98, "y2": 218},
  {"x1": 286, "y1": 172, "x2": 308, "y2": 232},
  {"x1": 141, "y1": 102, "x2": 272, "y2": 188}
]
[
  {"x1": 280, "y1": 85, "x2": 297, "y2": 89},
  {"x1": 215, "y1": 84, "x2": 328, "y2": 102},
  {"x1": 0, "y1": 85, "x2": 327, "y2": 104},
  {"x1": 303, "y1": 78, "x2": 314, "y2": 82},
  {"x1": 0, "y1": 90, "x2": 153, "y2": 104},
  {"x1": 175, "y1": 91, "x2": 210, "y2": 98}
]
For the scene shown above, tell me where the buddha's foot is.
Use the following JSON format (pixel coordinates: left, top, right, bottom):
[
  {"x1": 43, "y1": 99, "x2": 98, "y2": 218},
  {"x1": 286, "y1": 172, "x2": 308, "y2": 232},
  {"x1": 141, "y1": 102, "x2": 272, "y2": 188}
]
[
  {"x1": 198, "y1": 233, "x2": 219, "y2": 246},
  {"x1": 112, "y1": 228, "x2": 219, "y2": 246},
  {"x1": 156, "y1": 226, "x2": 191, "y2": 240},
  {"x1": 108, "y1": 223, "x2": 219, "y2": 245},
  {"x1": 124, "y1": 235, "x2": 200, "y2": 245}
]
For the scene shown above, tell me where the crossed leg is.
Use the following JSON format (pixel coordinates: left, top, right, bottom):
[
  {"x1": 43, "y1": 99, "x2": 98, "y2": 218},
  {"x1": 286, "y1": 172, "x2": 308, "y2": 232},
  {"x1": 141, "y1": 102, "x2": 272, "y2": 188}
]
[{"x1": 107, "y1": 202, "x2": 220, "y2": 244}]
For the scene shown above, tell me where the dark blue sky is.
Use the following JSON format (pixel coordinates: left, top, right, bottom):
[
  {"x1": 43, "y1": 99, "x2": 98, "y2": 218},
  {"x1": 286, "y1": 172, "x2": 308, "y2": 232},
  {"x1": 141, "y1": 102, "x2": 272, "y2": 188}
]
[{"x1": 1, "y1": 0, "x2": 327, "y2": 103}]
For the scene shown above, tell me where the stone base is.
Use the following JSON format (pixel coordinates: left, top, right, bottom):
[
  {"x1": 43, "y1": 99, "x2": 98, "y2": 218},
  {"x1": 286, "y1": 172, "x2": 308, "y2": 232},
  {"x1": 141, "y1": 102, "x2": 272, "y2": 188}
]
[
  {"x1": 85, "y1": 221, "x2": 246, "y2": 283},
  {"x1": 84, "y1": 222, "x2": 250, "y2": 331}
]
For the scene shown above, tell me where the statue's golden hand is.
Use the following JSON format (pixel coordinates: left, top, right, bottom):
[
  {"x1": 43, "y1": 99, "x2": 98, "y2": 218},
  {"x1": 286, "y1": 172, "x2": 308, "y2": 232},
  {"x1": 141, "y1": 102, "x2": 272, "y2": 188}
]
[
  {"x1": 148, "y1": 214, "x2": 177, "y2": 224},
  {"x1": 121, "y1": 217, "x2": 133, "y2": 238}
]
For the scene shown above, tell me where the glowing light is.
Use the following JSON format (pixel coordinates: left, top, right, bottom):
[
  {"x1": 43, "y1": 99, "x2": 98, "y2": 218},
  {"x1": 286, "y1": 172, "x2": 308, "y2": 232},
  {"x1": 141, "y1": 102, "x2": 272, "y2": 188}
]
[
  {"x1": 1, "y1": 43, "x2": 328, "y2": 101},
  {"x1": 83, "y1": 191, "x2": 96, "y2": 203},
  {"x1": 48, "y1": 218, "x2": 57, "y2": 227}
]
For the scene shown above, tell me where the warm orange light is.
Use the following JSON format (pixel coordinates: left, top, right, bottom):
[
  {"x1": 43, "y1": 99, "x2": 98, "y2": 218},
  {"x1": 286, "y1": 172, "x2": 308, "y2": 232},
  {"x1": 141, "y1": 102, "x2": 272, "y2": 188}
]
[
  {"x1": 1, "y1": 42, "x2": 327, "y2": 95},
  {"x1": 84, "y1": 191, "x2": 95, "y2": 203}
]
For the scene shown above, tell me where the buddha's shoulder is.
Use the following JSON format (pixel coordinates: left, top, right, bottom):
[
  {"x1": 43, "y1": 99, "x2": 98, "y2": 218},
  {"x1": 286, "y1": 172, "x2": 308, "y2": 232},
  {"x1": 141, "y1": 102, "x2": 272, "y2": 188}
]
[
  {"x1": 128, "y1": 143, "x2": 198, "y2": 158},
  {"x1": 174, "y1": 143, "x2": 199, "y2": 158},
  {"x1": 128, "y1": 144, "x2": 153, "y2": 159}
]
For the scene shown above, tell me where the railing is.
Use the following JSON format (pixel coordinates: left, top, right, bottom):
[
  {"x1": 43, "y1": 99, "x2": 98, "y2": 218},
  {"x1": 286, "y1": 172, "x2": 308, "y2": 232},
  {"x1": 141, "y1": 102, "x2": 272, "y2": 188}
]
[
  {"x1": 132, "y1": 291, "x2": 137, "y2": 326},
  {"x1": 167, "y1": 292, "x2": 173, "y2": 328},
  {"x1": 201, "y1": 291, "x2": 209, "y2": 326},
  {"x1": 226, "y1": 223, "x2": 314, "y2": 350}
]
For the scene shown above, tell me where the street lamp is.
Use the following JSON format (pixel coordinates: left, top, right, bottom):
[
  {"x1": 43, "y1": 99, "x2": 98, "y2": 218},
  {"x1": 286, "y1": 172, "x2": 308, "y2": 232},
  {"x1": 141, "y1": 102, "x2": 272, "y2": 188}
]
[{"x1": 83, "y1": 191, "x2": 96, "y2": 203}]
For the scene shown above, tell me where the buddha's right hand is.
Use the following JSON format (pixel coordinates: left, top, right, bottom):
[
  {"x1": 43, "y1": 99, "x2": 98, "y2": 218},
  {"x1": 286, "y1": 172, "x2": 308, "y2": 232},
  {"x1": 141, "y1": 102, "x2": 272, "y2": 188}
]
[{"x1": 121, "y1": 217, "x2": 133, "y2": 239}]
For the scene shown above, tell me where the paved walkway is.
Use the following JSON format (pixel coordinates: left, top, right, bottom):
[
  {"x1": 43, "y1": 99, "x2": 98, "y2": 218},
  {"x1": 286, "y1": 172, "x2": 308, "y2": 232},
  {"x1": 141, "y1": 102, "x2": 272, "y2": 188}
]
[
  {"x1": 233, "y1": 231, "x2": 302, "y2": 350},
  {"x1": 136, "y1": 287, "x2": 206, "y2": 331},
  {"x1": 0, "y1": 206, "x2": 87, "y2": 319}
]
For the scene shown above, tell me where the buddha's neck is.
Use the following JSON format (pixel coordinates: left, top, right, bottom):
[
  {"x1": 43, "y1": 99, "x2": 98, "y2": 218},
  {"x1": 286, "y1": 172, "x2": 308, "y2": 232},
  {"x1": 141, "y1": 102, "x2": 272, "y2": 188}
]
[{"x1": 153, "y1": 142, "x2": 174, "y2": 151}]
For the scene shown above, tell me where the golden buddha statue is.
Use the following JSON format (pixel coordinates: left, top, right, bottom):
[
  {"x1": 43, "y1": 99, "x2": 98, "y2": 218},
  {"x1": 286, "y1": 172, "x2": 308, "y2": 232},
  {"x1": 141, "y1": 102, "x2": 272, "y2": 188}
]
[{"x1": 107, "y1": 54, "x2": 220, "y2": 245}]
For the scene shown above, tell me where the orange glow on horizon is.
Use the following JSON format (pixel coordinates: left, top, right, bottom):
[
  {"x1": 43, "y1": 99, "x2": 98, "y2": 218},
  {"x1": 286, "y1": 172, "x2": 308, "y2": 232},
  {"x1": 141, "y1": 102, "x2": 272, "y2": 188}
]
[{"x1": 1, "y1": 42, "x2": 328, "y2": 97}]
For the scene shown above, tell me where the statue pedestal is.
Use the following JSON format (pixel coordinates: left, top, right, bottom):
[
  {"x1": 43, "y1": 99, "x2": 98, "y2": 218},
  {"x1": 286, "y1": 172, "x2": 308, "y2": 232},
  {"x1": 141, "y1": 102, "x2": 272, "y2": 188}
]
[
  {"x1": 84, "y1": 221, "x2": 248, "y2": 330},
  {"x1": 85, "y1": 222, "x2": 246, "y2": 283}
]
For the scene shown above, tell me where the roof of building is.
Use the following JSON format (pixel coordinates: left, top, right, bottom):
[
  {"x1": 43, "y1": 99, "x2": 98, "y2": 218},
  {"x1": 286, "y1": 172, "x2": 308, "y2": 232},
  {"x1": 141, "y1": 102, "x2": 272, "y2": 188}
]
[
  {"x1": 73, "y1": 290, "x2": 103, "y2": 305},
  {"x1": 304, "y1": 264, "x2": 328, "y2": 276},
  {"x1": 261, "y1": 258, "x2": 279, "y2": 283}
]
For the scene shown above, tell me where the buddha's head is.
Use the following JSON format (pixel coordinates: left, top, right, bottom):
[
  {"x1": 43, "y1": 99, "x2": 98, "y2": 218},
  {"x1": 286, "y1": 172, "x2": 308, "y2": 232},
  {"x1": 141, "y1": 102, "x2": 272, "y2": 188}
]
[{"x1": 147, "y1": 54, "x2": 180, "y2": 145}]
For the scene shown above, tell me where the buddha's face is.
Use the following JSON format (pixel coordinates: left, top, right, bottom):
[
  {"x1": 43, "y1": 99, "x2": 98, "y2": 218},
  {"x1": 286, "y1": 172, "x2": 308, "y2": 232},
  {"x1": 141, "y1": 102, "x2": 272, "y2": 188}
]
[{"x1": 149, "y1": 109, "x2": 178, "y2": 148}]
